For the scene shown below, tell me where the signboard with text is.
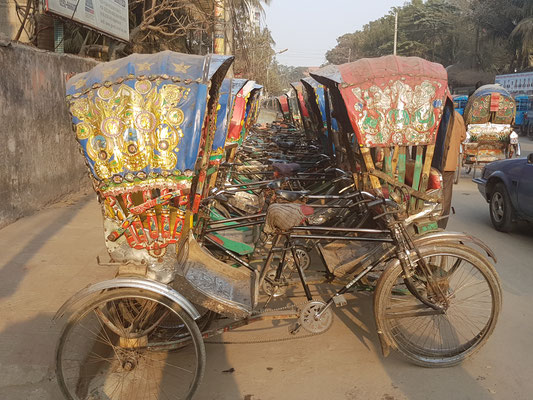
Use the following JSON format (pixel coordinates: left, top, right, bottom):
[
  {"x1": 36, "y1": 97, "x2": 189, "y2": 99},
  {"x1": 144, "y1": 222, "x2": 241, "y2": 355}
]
[
  {"x1": 495, "y1": 72, "x2": 533, "y2": 96},
  {"x1": 45, "y1": 0, "x2": 129, "y2": 42}
]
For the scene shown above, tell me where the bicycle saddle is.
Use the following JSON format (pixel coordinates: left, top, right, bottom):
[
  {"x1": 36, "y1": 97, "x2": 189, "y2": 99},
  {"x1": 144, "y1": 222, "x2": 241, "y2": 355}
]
[
  {"x1": 275, "y1": 189, "x2": 309, "y2": 202},
  {"x1": 272, "y1": 163, "x2": 301, "y2": 177}
]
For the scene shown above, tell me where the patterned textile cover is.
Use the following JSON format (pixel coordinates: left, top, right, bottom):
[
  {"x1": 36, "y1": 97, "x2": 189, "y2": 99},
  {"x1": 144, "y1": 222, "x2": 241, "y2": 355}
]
[
  {"x1": 301, "y1": 77, "x2": 326, "y2": 127},
  {"x1": 211, "y1": 78, "x2": 247, "y2": 164},
  {"x1": 308, "y1": 84, "x2": 327, "y2": 127},
  {"x1": 311, "y1": 55, "x2": 449, "y2": 148},
  {"x1": 65, "y1": 51, "x2": 232, "y2": 276},
  {"x1": 463, "y1": 142, "x2": 508, "y2": 163},
  {"x1": 277, "y1": 95, "x2": 290, "y2": 118},
  {"x1": 245, "y1": 84, "x2": 263, "y2": 130},
  {"x1": 290, "y1": 82, "x2": 310, "y2": 118},
  {"x1": 285, "y1": 90, "x2": 301, "y2": 125},
  {"x1": 227, "y1": 81, "x2": 255, "y2": 143},
  {"x1": 467, "y1": 123, "x2": 513, "y2": 142},
  {"x1": 464, "y1": 84, "x2": 516, "y2": 125},
  {"x1": 67, "y1": 51, "x2": 232, "y2": 195}
]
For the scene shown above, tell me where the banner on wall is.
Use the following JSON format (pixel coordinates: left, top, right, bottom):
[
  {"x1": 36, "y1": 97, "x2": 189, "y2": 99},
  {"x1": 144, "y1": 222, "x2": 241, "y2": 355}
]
[{"x1": 45, "y1": 0, "x2": 129, "y2": 42}]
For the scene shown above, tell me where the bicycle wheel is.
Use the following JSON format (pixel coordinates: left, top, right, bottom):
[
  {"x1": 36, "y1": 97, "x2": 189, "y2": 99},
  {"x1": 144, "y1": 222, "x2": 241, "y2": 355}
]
[
  {"x1": 56, "y1": 288, "x2": 205, "y2": 400},
  {"x1": 374, "y1": 244, "x2": 501, "y2": 367}
]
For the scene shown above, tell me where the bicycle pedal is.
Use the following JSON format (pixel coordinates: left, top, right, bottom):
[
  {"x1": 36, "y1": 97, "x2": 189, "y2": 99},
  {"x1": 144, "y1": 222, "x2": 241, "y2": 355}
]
[
  {"x1": 333, "y1": 294, "x2": 347, "y2": 307},
  {"x1": 289, "y1": 322, "x2": 301, "y2": 335}
]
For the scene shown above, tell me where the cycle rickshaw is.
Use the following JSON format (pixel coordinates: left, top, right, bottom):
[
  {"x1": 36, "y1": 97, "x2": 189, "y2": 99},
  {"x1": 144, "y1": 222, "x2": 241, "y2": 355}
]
[
  {"x1": 457, "y1": 84, "x2": 519, "y2": 181},
  {"x1": 55, "y1": 52, "x2": 502, "y2": 400}
]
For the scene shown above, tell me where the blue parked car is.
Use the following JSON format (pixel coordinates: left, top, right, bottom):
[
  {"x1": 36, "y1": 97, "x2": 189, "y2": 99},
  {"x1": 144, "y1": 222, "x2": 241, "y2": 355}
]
[{"x1": 473, "y1": 153, "x2": 533, "y2": 231}]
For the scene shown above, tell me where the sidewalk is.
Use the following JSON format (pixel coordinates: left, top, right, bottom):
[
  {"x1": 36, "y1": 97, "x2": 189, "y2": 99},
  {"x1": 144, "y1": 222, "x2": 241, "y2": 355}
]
[{"x1": 0, "y1": 191, "x2": 114, "y2": 399}]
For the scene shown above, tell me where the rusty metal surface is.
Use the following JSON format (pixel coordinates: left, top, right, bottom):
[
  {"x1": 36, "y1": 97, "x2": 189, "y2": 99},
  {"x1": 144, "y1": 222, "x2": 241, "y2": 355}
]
[{"x1": 172, "y1": 235, "x2": 257, "y2": 319}]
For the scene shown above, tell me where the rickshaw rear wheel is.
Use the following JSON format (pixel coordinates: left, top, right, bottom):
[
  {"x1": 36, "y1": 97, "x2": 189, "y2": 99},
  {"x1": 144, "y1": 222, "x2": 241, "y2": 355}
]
[
  {"x1": 56, "y1": 288, "x2": 205, "y2": 400},
  {"x1": 374, "y1": 244, "x2": 501, "y2": 367}
]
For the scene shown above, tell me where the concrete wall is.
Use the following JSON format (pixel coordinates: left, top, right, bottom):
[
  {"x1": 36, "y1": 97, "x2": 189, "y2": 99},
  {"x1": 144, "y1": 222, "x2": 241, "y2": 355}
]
[{"x1": 0, "y1": 41, "x2": 99, "y2": 228}]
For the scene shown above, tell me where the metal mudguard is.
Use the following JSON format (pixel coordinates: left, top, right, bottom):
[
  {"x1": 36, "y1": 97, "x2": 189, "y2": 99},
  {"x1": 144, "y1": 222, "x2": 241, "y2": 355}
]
[
  {"x1": 412, "y1": 230, "x2": 496, "y2": 262},
  {"x1": 53, "y1": 277, "x2": 201, "y2": 321}
]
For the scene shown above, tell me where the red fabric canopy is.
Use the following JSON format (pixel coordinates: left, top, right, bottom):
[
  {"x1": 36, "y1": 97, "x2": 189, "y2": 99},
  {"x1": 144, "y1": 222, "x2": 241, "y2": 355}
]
[{"x1": 336, "y1": 55, "x2": 449, "y2": 147}]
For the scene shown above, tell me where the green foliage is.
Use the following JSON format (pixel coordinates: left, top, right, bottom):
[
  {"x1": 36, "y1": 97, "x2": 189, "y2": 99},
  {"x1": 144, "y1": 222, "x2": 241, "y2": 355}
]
[{"x1": 325, "y1": 0, "x2": 533, "y2": 73}]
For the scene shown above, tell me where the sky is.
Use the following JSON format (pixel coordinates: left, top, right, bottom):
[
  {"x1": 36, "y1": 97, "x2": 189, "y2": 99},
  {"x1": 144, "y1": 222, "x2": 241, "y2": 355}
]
[{"x1": 264, "y1": 0, "x2": 408, "y2": 67}]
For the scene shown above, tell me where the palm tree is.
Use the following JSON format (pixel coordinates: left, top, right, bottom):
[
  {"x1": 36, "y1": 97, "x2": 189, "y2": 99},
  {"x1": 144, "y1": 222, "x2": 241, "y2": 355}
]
[{"x1": 511, "y1": 2, "x2": 533, "y2": 69}]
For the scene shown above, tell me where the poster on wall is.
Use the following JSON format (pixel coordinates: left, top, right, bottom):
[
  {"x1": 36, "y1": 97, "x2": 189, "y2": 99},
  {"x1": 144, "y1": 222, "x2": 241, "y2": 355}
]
[{"x1": 45, "y1": 0, "x2": 129, "y2": 42}]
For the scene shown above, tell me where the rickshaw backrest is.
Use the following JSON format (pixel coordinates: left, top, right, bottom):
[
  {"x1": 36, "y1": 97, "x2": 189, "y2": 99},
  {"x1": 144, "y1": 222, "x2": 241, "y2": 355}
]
[{"x1": 66, "y1": 51, "x2": 232, "y2": 267}]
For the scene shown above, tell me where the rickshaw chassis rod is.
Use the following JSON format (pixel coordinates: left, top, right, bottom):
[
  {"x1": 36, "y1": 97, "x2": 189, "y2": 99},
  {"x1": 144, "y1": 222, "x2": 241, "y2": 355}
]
[
  {"x1": 206, "y1": 213, "x2": 266, "y2": 225},
  {"x1": 202, "y1": 312, "x2": 300, "y2": 341},
  {"x1": 290, "y1": 234, "x2": 393, "y2": 243},
  {"x1": 204, "y1": 219, "x2": 265, "y2": 233},
  {"x1": 291, "y1": 226, "x2": 387, "y2": 234},
  {"x1": 200, "y1": 196, "x2": 450, "y2": 321}
]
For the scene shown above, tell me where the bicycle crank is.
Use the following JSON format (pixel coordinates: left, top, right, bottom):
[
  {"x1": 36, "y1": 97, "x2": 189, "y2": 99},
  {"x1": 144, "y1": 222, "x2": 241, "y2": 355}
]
[{"x1": 298, "y1": 301, "x2": 333, "y2": 334}]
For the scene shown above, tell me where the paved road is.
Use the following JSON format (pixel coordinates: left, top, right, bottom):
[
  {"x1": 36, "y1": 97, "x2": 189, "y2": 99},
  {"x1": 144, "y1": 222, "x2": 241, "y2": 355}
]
[{"x1": 0, "y1": 139, "x2": 532, "y2": 400}]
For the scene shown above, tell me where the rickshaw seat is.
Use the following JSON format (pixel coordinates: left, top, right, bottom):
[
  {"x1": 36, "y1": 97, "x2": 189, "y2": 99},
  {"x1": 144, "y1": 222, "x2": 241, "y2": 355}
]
[
  {"x1": 275, "y1": 189, "x2": 309, "y2": 202},
  {"x1": 272, "y1": 162, "x2": 301, "y2": 177},
  {"x1": 264, "y1": 203, "x2": 308, "y2": 233}
]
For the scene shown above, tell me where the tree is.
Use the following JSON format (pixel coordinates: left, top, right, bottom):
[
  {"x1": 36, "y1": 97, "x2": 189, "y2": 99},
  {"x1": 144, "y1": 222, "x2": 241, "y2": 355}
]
[{"x1": 325, "y1": 0, "x2": 533, "y2": 75}]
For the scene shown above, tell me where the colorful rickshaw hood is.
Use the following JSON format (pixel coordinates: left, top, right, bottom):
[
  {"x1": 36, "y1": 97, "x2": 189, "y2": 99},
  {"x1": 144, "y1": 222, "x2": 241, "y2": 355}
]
[
  {"x1": 227, "y1": 80, "x2": 255, "y2": 144},
  {"x1": 66, "y1": 51, "x2": 234, "y2": 195},
  {"x1": 464, "y1": 84, "x2": 516, "y2": 126},
  {"x1": 211, "y1": 78, "x2": 248, "y2": 162},
  {"x1": 311, "y1": 55, "x2": 449, "y2": 148}
]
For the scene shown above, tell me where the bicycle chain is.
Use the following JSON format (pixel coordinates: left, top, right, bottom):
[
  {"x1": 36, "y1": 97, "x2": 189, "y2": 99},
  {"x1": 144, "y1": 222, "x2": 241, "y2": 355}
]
[{"x1": 204, "y1": 300, "x2": 331, "y2": 345}]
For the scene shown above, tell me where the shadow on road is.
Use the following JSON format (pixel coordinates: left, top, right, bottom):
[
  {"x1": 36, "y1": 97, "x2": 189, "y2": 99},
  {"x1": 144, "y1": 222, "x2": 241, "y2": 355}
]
[
  {"x1": 0, "y1": 195, "x2": 91, "y2": 300},
  {"x1": 335, "y1": 293, "x2": 495, "y2": 400},
  {"x1": 0, "y1": 313, "x2": 62, "y2": 399}
]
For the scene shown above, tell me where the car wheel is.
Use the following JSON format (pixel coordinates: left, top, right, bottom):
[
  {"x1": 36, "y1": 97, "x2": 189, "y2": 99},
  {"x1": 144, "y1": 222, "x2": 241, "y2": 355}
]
[{"x1": 489, "y1": 182, "x2": 514, "y2": 232}]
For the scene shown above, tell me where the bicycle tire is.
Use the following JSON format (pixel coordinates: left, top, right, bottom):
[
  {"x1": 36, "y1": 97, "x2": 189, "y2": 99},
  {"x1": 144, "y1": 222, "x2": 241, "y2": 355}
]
[
  {"x1": 374, "y1": 244, "x2": 501, "y2": 367},
  {"x1": 56, "y1": 288, "x2": 205, "y2": 400}
]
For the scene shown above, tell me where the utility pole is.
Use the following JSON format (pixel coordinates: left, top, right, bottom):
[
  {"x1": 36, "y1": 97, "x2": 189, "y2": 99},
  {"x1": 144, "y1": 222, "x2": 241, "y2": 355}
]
[
  {"x1": 394, "y1": 11, "x2": 398, "y2": 55},
  {"x1": 348, "y1": 48, "x2": 352, "y2": 63},
  {"x1": 214, "y1": 0, "x2": 225, "y2": 54}
]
